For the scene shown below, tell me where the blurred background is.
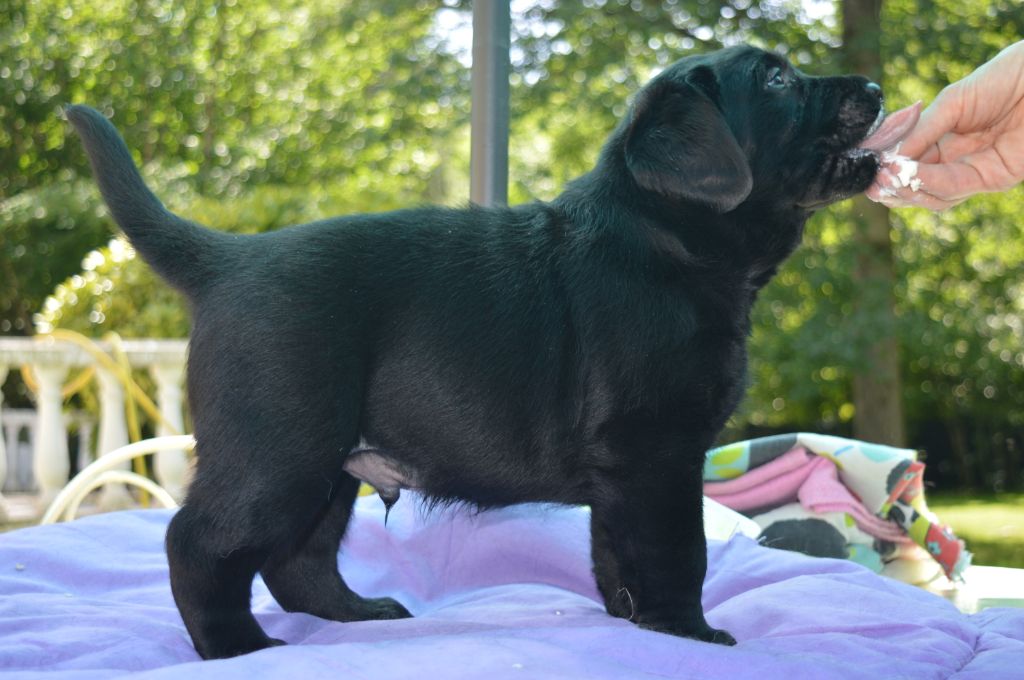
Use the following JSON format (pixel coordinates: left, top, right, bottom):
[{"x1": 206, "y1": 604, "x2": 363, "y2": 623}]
[{"x1": 0, "y1": 1, "x2": 1021, "y2": 561}]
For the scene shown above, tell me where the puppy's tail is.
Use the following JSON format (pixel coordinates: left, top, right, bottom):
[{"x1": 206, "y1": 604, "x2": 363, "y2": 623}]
[{"x1": 65, "y1": 105, "x2": 223, "y2": 297}]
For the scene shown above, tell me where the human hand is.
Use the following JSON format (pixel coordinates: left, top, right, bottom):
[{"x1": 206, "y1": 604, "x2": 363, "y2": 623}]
[{"x1": 867, "y1": 40, "x2": 1024, "y2": 210}]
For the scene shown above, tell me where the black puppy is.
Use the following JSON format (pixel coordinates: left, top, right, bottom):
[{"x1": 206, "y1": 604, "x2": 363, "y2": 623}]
[{"x1": 67, "y1": 45, "x2": 895, "y2": 659}]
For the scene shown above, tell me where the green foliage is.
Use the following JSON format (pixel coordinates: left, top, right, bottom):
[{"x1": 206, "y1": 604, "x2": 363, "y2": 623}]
[
  {"x1": 497, "y1": 0, "x2": 839, "y2": 203},
  {"x1": 896, "y1": 191, "x2": 1024, "y2": 428},
  {"x1": 35, "y1": 237, "x2": 189, "y2": 338},
  {"x1": 4, "y1": 0, "x2": 1022, "y2": 490},
  {"x1": 743, "y1": 204, "x2": 863, "y2": 430},
  {"x1": 0, "y1": 180, "x2": 110, "y2": 333},
  {"x1": 0, "y1": 0, "x2": 466, "y2": 199},
  {"x1": 495, "y1": 1, "x2": 1023, "y2": 490},
  {"x1": 0, "y1": 0, "x2": 468, "y2": 335},
  {"x1": 2, "y1": 162, "x2": 197, "y2": 337}
]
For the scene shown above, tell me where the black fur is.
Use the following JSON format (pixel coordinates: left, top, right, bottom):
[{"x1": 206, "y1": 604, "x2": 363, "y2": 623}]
[{"x1": 65, "y1": 45, "x2": 885, "y2": 659}]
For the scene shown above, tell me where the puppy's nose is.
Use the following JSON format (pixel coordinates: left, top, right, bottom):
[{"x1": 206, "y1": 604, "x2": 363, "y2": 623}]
[{"x1": 865, "y1": 81, "x2": 883, "y2": 101}]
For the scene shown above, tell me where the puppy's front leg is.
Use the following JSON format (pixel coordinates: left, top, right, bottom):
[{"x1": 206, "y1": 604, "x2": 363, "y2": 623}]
[{"x1": 590, "y1": 448, "x2": 735, "y2": 645}]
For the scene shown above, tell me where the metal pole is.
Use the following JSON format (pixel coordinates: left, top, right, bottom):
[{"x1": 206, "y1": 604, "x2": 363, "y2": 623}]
[{"x1": 470, "y1": 0, "x2": 510, "y2": 206}]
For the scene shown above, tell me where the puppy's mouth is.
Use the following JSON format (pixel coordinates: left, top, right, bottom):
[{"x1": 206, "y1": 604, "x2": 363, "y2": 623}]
[
  {"x1": 846, "y1": 101, "x2": 922, "y2": 156},
  {"x1": 797, "y1": 101, "x2": 922, "y2": 211}
]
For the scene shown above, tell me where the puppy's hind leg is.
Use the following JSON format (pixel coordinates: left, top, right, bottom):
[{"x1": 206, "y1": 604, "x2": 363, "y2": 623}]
[
  {"x1": 260, "y1": 471, "x2": 412, "y2": 623},
  {"x1": 166, "y1": 489, "x2": 287, "y2": 660},
  {"x1": 166, "y1": 419, "x2": 362, "y2": 658},
  {"x1": 590, "y1": 518, "x2": 635, "y2": 620}
]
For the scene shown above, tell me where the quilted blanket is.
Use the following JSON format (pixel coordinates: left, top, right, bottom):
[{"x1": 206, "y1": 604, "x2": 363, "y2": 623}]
[
  {"x1": 1, "y1": 496, "x2": 1021, "y2": 679},
  {"x1": 704, "y1": 434, "x2": 970, "y2": 582}
]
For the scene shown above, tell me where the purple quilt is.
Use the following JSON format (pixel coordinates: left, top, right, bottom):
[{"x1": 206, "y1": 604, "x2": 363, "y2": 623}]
[{"x1": 1, "y1": 496, "x2": 1021, "y2": 679}]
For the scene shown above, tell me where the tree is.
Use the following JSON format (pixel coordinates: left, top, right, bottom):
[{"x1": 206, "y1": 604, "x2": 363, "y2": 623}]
[
  {"x1": 0, "y1": 0, "x2": 469, "y2": 336},
  {"x1": 842, "y1": 0, "x2": 906, "y2": 446},
  {"x1": 4, "y1": 0, "x2": 1022, "y2": 489},
  {"x1": 504, "y1": 0, "x2": 1022, "y2": 487}
]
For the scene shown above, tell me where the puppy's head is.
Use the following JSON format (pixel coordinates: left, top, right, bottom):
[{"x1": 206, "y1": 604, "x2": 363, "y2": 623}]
[{"x1": 622, "y1": 45, "x2": 891, "y2": 214}]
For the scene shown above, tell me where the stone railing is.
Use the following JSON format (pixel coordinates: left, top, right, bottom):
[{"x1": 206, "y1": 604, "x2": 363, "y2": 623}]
[
  {"x1": 2, "y1": 408, "x2": 94, "y2": 493},
  {"x1": 0, "y1": 336, "x2": 189, "y2": 518}
]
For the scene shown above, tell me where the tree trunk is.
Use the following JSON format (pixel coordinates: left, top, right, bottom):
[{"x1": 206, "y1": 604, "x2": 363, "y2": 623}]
[
  {"x1": 949, "y1": 413, "x2": 976, "y2": 490},
  {"x1": 1008, "y1": 434, "x2": 1021, "y2": 492},
  {"x1": 842, "y1": 0, "x2": 907, "y2": 446}
]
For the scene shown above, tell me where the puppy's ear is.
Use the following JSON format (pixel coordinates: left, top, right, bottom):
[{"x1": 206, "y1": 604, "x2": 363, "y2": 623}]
[{"x1": 625, "y1": 71, "x2": 752, "y2": 213}]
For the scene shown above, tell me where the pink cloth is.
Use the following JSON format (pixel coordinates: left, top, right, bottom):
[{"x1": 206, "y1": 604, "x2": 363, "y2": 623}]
[
  {"x1": 797, "y1": 458, "x2": 909, "y2": 543},
  {"x1": 702, "y1": 447, "x2": 816, "y2": 510},
  {"x1": 704, "y1": 446, "x2": 909, "y2": 543}
]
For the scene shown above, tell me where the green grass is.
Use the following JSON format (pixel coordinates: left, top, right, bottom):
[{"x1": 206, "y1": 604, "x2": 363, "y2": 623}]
[{"x1": 928, "y1": 493, "x2": 1024, "y2": 569}]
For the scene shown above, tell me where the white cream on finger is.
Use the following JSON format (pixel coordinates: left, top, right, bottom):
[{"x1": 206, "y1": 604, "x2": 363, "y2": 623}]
[{"x1": 881, "y1": 151, "x2": 923, "y2": 192}]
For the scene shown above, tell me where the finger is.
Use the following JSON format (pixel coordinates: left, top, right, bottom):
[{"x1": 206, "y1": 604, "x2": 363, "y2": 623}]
[
  {"x1": 911, "y1": 161, "x2": 988, "y2": 201},
  {"x1": 898, "y1": 86, "x2": 965, "y2": 159},
  {"x1": 903, "y1": 41, "x2": 1024, "y2": 160},
  {"x1": 900, "y1": 191, "x2": 962, "y2": 212},
  {"x1": 901, "y1": 140, "x2": 948, "y2": 164},
  {"x1": 931, "y1": 130, "x2": 997, "y2": 163},
  {"x1": 866, "y1": 168, "x2": 921, "y2": 206},
  {"x1": 867, "y1": 189, "x2": 911, "y2": 207},
  {"x1": 867, "y1": 183, "x2": 915, "y2": 208},
  {"x1": 876, "y1": 155, "x2": 985, "y2": 200},
  {"x1": 865, "y1": 183, "x2": 890, "y2": 203},
  {"x1": 865, "y1": 167, "x2": 901, "y2": 202},
  {"x1": 871, "y1": 185, "x2": 962, "y2": 211},
  {"x1": 866, "y1": 164, "x2": 964, "y2": 211},
  {"x1": 917, "y1": 145, "x2": 942, "y2": 164}
]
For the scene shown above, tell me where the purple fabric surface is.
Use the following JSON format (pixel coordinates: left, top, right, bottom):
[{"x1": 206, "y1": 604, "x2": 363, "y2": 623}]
[{"x1": 1, "y1": 495, "x2": 1021, "y2": 679}]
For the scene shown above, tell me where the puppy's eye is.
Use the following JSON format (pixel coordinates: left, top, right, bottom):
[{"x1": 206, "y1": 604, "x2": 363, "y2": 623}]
[{"x1": 766, "y1": 67, "x2": 786, "y2": 89}]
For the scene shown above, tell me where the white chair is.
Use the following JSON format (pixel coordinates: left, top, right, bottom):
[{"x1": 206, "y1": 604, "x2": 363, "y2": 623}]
[{"x1": 40, "y1": 435, "x2": 195, "y2": 524}]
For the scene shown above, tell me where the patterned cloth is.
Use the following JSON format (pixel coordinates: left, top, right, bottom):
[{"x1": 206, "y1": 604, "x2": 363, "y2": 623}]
[{"x1": 704, "y1": 433, "x2": 971, "y2": 581}]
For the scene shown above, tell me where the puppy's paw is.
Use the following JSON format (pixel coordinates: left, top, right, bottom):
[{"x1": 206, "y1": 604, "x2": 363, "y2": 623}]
[
  {"x1": 367, "y1": 596, "x2": 413, "y2": 620},
  {"x1": 638, "y1": 619, "x2": 737, "y2": 646},
  {"x1": 695, "y1": 626, "x2": 737, "y2": 646},
  {"x1": 345, "y1": 595, "x2": 413, "y2": 622}
]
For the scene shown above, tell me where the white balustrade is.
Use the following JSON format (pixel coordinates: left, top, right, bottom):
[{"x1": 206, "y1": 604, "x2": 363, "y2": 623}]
[
  {"x1": 150, "y1": 362, "x2": 188, "y2": 500},
  {"x1": 32, "y1": 362, "x2": 70, "y2": 508},
  {"x1": 0, "y1": 337, "x2": 189, "y2": 516},
  {"x1": 95, "y1": 366, "x2": 132, "y2": 510},
  {"x1": 2, "y1": 410, "x2": 39, "y2": 493},
  {"x1": 1, "y1": 409, "x2": 94, "y2": 493}
]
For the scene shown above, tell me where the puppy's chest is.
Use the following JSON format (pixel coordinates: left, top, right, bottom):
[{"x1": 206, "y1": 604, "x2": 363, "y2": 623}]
[
  {"x1": 649, "y1": 297, "x2": 752, "y2": 417},
  {"x1": 680, "y1": 331, "x2": 748, "y2": 403}
]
